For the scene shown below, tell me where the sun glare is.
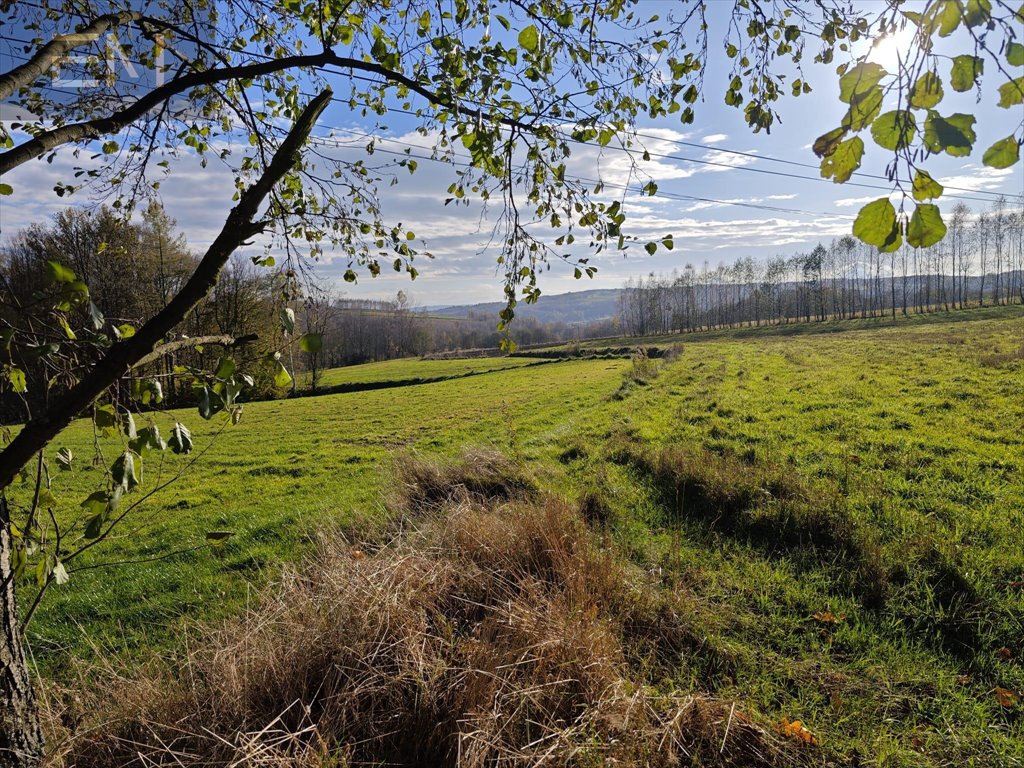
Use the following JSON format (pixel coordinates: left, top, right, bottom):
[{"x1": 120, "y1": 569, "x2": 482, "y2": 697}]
[{"x1": 866, "y1": 26, "x2": 917, "y2": 73}]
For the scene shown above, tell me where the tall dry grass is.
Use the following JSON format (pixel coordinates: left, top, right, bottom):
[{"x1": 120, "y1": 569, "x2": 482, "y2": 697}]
[{"x1": 43, "y1": 450, "x2": 814, "y2": 767}]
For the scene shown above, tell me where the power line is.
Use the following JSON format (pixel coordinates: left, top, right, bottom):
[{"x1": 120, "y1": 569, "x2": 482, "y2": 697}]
[
  {"x1": 309, "y1": 130, "x2": 858, "y2": 219},
  {"x1": 2, "y1": 30, "x2": 1020, "y2": 209}
]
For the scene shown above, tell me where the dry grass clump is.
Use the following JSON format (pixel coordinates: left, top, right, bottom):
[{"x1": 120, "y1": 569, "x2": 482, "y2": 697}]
[
  {"x1": 45, "y1": 451, "x2": 812, "y2": 768},
  {"x1": 395, "y1": 446, "x2": 537, "y2": 510}
]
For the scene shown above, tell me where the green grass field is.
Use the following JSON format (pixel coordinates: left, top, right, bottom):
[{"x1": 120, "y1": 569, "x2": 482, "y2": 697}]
[
  {"x1": 312, "y1": 354, "x2": 538, "y2": 389},
  {"x1": 16, "y1": 305, "x2": 1024, "y2": 766},
  {"x1": 19, "y1": 358, "x2": 627, "y2": 670},
  {"x1": 559, "y1": 305, "x2": 1024, "y2": 765}
]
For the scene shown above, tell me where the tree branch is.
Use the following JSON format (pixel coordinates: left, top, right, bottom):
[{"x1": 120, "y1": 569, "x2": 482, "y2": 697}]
[
  {"x1": 130, "y1": 333, "x2": 257, "y2": 370},
  {"x1": 0, "y1": 50, "x2": 531, "y2": 176},
  {"x1": 0, "y1": 90, "x2": 332, "y2": 491},
  {"x1": 0, "y1": 11, "x2": 141, "y2": 102}
]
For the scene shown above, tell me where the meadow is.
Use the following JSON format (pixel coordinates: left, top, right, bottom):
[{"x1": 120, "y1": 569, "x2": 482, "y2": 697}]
[{"x1": 18, "y1": 305, "x2": 1024, "y2": 766}]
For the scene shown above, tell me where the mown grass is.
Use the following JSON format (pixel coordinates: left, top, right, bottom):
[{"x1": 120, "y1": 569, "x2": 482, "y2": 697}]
[
  {"x1": 556, "y1": 306, "x2": 1024, "y2": 765},
  {"x1": 18, "y1": 305, "x2": 1024, "y2": 766}
]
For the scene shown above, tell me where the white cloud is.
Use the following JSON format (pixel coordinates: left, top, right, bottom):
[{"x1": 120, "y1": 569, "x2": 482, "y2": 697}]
[
  {"x1": 702, "y1": 133, "x2": 728, "y2": 144},
  {"x1": 937, "y1": 164, "x2": 1015, "y2": 194},
  {"x1": 833, "y1": 194, "x2": 895, "y2": 208},
  {"x1": 700, "y1": 148, "x2": 759, "y2": 172}
]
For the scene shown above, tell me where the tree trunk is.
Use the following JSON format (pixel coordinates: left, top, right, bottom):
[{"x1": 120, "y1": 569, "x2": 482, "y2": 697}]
[{"x1": 0, "y1": 497, "x2": 43, "y2": 768}]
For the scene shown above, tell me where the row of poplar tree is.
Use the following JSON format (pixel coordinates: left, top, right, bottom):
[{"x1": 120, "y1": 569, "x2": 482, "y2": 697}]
[{"x1": 618, "y1": 200, "x2": 1024, "y2": 336}]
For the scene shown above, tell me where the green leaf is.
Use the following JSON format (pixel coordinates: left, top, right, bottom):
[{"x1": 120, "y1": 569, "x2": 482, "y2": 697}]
[
  {"x1": 7, "y1": 367, "x2": 27, "y2": 393},
  {"x1": 644, "y1": 242, "x2": 657, "y2": 255},
  {"x1": 909, "y1": 72, "x2": 943, "y2": 109},
  {"x1": 841, "y1": 86, "x2": 884, "y2": 131},
  {"x1": 853, "y1": 197, "x2": 897, "y2": 247},
  {"x1": 997, "y1": 78, "x2": 1024, "y2": 108},
  {"x1": 0, "y1": 183, "x2": 12, "y2": 196},
  {"x1": 169, "y1": 422, "x2": 193, "y2": 454},
  {"x1": 933, "y1": 0, "x2": 961, "y2": 36},
  {"x1": 56, "y1": 314, "x2": 76, "y2": 340},
  {"x1": 299, "y1": 333, "x2": 323, "y2": 353},
  {"x1": 197, "y1": 386, "x2": 220, "y2": 420},
  {"x1": 45, "y1": 260, "x2": 76, "y2": 283},
  {"x1": 1008, "y1": 43, "x2": 1024, "y2": 67},
  {"x1": 982, "y1": 136, "x2": 1020, "y2": 169},
  {"x1": 838, "y1": 62, "x2": 887, "y2": 104},
  {"x1": 214, "y1": 356, "x2": 236, "y2": 380},
  {"x1": 963, "y1": 0, "x2": 991, "y2": 27},
  {"x1": 879, "y1": 224, "x2": 903, "y2": 253},
  {"x1": 870, "y1": 110, "x2": 917, "y2": 151},
  {"x1": 274, "y1": 361, "x2": 292, "y2": 389},
  {"x1": 94, "y1": 404, "x2": 119, "y2": 436},
  {"x1": 950, "y1": 55, "x2": 984, "y2": 92},
  {"x1": 820, "y1": 136, "x2": 864, "y2": 183},
  {"x1": 132, "y1": 425, "x2": 167, "y2": 454},
  {"x1": 518, "y1": 25, "x2": 539, "y2": 52},
  {"x1": 81, "y1": 490, "x2": 108, "y2": 517},
  {"x1": 911, "y1": 170, "x2": 944, "y2": 201},
  {"x1": 55, "y1": 281, "x2": 89, "y2": 311},
  {"x1": 923, "y1": 112, "x2": 976, "y2": 156},
  {"x1": 812, "y1": 127, "x2": 847, "y2": 158},
  {"x1": 907, "y1": 203, "x2": 947, "y2": 248}
]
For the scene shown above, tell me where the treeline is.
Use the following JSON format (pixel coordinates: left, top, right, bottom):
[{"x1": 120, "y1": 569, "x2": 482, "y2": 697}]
[
  {"x1": 0, "y1": 205, "x2": 589, "y2": 411},
  {"x1": 0, "y1": 203, "x2": 293, "y2": 418},
  {"x1": 619, "y1": 200, "x2": 1024, "y2": 335},
  {"x1": 302, "y1": 295, "x2": 594, "y2": 387}
]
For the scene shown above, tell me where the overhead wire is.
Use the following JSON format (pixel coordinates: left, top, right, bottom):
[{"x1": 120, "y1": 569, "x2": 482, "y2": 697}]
[{"x1": 1, "y1": 29, "x2": 1020, "y2": 210}]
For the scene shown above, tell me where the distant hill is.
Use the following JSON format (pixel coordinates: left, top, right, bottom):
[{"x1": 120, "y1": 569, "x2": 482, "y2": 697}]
[{"x1": 428, "y1": 288, "x2": 621, "y2": 324}]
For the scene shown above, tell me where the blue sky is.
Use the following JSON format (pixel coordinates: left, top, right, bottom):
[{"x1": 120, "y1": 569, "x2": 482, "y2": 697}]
[{"x1": 1, "y1": 1, "x2": 1021, "y2": 306}]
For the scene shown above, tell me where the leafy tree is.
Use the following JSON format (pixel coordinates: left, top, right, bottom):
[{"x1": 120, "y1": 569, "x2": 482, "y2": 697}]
[{"x1": 0, "y1": 0, "x2": 1022, "y2": 764}]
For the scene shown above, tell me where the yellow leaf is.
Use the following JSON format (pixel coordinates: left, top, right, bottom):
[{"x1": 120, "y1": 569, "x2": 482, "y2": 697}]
[{"x1": 780, "y1": 718, "x2": 817, "y2": 744}]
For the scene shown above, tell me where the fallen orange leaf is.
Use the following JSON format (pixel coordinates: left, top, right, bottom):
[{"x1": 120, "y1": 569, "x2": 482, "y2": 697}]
[
  {"x1": 780, "y1": 718, "x2": 817, "y2": 745},
  {"x1": 994, "y1": 687, "x2": 1018, "y2": 708},
  {"x1": 997, "y1": 647, "x2": 1013, "y2": 661}
]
